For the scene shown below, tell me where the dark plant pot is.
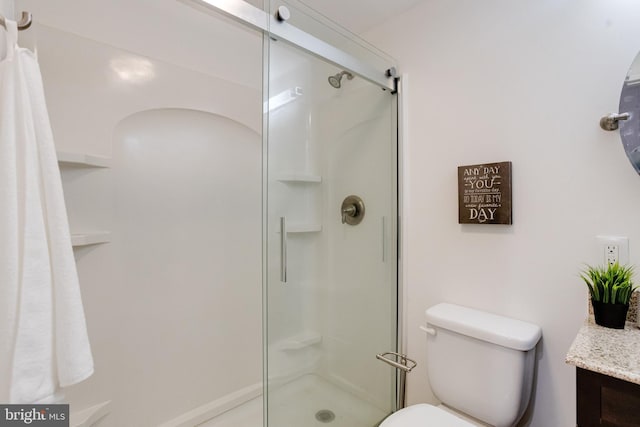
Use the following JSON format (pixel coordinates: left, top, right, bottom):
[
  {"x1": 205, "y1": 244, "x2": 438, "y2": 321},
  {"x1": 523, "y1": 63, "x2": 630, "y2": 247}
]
[{"x1": 592, "y1": 299, "x2": 629, "y2": 329}]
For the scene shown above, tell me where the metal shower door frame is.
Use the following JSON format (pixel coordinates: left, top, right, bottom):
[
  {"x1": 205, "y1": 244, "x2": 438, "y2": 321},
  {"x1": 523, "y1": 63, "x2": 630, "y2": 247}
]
[{"x1": 181, "y1": 0, "x2": 396, "y2": 92}]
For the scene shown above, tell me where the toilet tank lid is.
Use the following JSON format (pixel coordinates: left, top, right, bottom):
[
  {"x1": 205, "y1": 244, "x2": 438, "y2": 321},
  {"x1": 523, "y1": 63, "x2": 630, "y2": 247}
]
[{"x1": 425, "y1": 303, "x2": 542, "y2": 351}]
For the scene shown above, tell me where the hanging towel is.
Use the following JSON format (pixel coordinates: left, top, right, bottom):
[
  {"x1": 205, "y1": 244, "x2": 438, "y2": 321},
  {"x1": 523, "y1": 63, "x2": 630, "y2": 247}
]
[{"x1": 0, "y1": 20, "x2": 93, "y2": 404}]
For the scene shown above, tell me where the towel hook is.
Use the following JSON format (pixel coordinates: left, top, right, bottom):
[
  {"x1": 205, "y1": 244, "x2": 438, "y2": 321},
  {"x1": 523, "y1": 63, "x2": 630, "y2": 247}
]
[
  {"x1": 0, "y1": 11, "x2": 33, "y2": 31},
  {"x1": 600, "y1": 112, "x2": 630, "y2": 131}
]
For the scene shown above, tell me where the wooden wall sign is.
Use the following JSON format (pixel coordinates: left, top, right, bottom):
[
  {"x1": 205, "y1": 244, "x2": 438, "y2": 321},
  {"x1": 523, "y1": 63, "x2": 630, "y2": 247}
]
[{"x1": 458, "y1": 161, "x2": 512, "y2": 225}]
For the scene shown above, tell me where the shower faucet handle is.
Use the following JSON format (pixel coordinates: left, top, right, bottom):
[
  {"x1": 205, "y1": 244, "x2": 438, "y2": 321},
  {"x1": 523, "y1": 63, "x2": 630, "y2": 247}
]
[
  {"x1": 340, "y1": 195, "x2": 365, "y2": 225},
  {"x1": 341, "y1": 204, "x2": 357, "y2": 224}
]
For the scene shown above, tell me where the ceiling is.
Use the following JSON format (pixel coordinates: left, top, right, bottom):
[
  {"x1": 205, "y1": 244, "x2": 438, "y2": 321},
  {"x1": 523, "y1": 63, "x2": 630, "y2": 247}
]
[
  {"x1": 245, "y1": 0, "x2": 425, "y2": 34},
  {"x1": 298, "y1": 0, "x2": 424, "y2": 34}
]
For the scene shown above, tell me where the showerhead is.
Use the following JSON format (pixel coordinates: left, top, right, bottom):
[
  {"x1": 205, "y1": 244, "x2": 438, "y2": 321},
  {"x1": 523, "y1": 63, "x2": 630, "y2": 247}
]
[
  {"x1": 328, "y1": 71, "x2": 353, "y2": 88},
  {"x1": 328, "y1": 75, "x2": 341, "y2": 88}
]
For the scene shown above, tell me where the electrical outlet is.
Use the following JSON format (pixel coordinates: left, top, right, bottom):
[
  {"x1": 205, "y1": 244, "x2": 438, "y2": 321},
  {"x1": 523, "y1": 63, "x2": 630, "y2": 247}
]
[
  {"x1": 596, "y1": 236, "x2": 629, "y2": 266},
  {"x1": 605, "y1": 244, "x2": 619, "y2": 266}
]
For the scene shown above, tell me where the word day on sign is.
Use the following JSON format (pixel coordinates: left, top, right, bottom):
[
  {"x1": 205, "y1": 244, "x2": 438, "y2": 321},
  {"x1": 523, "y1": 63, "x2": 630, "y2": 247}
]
[{"x1": 457, "y1": 161, "x2": 512, "y2": 225}]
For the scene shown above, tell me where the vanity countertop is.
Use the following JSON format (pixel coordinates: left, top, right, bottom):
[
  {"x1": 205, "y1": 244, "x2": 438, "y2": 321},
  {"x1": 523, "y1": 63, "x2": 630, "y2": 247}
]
[{"x1": 566, "y1": 318, "x2": 640, "y2": 385}]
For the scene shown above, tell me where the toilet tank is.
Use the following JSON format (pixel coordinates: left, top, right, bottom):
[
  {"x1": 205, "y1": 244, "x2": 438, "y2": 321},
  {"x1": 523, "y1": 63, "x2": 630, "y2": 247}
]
[{"x1": 424, "y1": 303, "x2": 541, "y2": 427}]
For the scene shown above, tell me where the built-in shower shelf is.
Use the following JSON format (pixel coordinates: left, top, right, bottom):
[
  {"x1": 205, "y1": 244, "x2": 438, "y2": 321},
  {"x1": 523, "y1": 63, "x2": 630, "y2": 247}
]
[
  {"x1": 287, "y1": 224, "x2": 322, "y2": 233},
  {"x1": 277, "y1": 174, "x2": 322, "y2": 183},
  {"x1": 71, "y1": 232, "x2": 111, "y2": 247},
  {"x1": 57, "y1": 151, "x2": 111, "y2": 168},
  {"x1": 279, "y1": 332, "x2": 322, "y2": 351}
]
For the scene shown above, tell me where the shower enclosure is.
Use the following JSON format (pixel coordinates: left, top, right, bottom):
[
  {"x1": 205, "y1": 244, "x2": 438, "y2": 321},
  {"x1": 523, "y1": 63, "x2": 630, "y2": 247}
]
[
  {"x1": 197, "y1": 1, "x2": 401, "y2": 424},
  {"x1": 260, "y1": 2, "x2": 401, "y2": 425},
  {"x1": 8, "y1": 0, "x2": 401, "y2": 424}
]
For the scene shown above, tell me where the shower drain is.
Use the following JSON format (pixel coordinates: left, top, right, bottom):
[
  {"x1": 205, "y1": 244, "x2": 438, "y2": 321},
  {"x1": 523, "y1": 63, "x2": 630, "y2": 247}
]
[{"x1": 315, "y1": 409, "x2": 336, "y2": 423}]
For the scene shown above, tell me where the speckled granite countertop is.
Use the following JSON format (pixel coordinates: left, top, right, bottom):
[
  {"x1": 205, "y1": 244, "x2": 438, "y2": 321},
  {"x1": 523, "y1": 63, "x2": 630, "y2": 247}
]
[{"x1": 566, "y1": 318, "x2": 640, "y2": 385}]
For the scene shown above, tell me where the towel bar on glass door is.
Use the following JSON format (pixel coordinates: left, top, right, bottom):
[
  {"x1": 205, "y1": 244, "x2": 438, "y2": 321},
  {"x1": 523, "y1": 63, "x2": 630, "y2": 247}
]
[
  {"x1": 376, "y1": 352, "x2": 417, "y2": 372},
  {"x1": 0, "y1": 11, "x2": 33, "y2": 31},
  {"x1": 376, "y1": 351, "x2": 417, "y2": 410}
]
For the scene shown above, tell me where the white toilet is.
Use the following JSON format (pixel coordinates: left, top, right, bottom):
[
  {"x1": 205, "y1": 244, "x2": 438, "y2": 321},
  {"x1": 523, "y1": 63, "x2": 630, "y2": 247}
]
[{"x1": 382, "y1": 303, "x2": 542, "y2": 427}]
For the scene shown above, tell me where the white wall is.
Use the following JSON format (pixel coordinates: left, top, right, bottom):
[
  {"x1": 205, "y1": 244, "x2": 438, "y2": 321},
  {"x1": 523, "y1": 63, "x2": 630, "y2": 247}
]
[
  {"x1": 109, "y1": 108, "x2": 262, "y2": 426},
  {"x1": 0, "y1": 0, "x2": 14, "y2": 59},
  {"x1": 16, "y1": 0, "x2": 261, "y2": 91},
  {"x1": 364, "y1": 1, "x2": 640, "y2": 426},
  {"x1": 0, "y1": 0, "x2": 13, "y2": 14}
]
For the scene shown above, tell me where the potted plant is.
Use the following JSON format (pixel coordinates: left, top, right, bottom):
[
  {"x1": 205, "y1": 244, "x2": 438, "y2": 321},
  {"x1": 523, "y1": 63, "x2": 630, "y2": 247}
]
[{"x1": 581, "y1": 262, "x2": 636, "y2": 329}]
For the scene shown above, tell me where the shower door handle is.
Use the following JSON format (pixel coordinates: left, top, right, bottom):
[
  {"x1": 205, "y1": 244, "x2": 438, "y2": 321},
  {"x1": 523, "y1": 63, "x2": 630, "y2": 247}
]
[
  {"x1": 280, "y1": 217, "x2": 287, "y2": 283},
  {"x1": 381, "y1": 216, "x2": 386, "y2": 262}
]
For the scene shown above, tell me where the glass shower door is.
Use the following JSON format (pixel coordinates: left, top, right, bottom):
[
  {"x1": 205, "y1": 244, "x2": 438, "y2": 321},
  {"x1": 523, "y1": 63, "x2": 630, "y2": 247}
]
[{"x1": 264, "y1": 14, "x2": 399, "y2": 426}]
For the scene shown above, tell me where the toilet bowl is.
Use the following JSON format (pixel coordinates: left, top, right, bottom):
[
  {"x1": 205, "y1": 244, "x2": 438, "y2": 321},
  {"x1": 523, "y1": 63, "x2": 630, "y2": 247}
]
[
  {"x1": 380, "y1": 404, "x2": 477, "y2": 427},
  {"x1": 380, "y1": 303, "x2": 541, "y2": 427}
]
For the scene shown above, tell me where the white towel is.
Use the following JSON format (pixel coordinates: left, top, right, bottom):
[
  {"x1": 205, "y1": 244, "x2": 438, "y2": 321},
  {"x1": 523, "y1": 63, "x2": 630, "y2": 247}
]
[{"x1": 0, "y1": 20, "x2": 93, "y2": 404}]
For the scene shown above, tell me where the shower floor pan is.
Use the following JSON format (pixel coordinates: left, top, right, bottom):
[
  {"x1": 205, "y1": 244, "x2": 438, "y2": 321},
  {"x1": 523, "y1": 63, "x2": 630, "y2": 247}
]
[{"x1": 198, "y1": 374, "x2": 387, "y2": 427}]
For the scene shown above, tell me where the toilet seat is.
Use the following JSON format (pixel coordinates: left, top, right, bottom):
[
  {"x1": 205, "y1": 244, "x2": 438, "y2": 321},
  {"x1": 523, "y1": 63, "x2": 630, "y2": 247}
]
[{"x1": 380, "y1": 404, "x2": 476, "y2": 427}]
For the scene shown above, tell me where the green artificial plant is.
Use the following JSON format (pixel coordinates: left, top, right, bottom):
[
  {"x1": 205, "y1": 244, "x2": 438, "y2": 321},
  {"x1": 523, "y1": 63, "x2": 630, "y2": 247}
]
[{"x1": 581, "y1": 262, "x2": 636, "y2": 305}]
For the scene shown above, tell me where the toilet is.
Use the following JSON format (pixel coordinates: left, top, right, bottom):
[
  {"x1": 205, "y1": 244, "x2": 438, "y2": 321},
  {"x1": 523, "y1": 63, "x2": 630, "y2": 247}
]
[{"x1": 382, "y1": 303, "x2": 541, "y2": 427}]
